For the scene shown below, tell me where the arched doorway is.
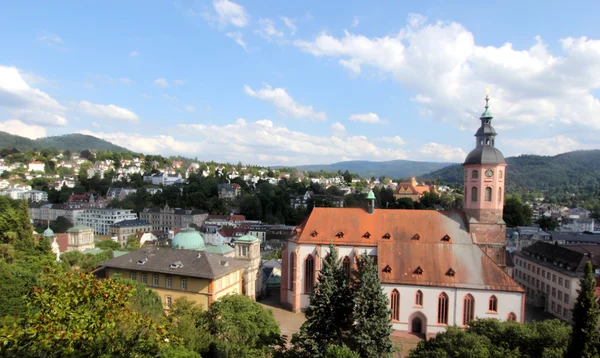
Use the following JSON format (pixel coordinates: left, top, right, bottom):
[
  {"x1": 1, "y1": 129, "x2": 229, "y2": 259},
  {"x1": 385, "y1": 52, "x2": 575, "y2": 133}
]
[{"x1": 409, "y1": 312, "x2": 427, "y2": 336}]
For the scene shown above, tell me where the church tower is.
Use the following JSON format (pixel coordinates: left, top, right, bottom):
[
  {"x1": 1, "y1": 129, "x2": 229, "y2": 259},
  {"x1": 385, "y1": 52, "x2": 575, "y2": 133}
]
[{"x1": 463, "y1": 92, "x2": 507, "y2": 266}]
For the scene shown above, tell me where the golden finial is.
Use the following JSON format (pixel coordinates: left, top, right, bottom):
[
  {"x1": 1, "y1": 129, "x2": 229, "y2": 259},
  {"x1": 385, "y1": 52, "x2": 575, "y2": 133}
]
[
  {"x1": 486, "y1": 87, "x2": 491, "y2": 96},
  {"x1": 485, "y1": 88, "x2": 491, "y2": 107}
]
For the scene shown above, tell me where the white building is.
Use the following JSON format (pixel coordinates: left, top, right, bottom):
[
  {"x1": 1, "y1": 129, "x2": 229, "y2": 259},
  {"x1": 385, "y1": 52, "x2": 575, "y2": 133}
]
[
  {"x1": 76, "y1": 208, "x2": 138, "y2": 235},
  {"x1": 513, "y1": 241, "x2": 600, "y2": 323},
  {"x1": 25, "y1": 190, "x2": 48, "y2": 203},
  {"x1": 28, "y1": 161, "x2": 45, "y2": 172}
]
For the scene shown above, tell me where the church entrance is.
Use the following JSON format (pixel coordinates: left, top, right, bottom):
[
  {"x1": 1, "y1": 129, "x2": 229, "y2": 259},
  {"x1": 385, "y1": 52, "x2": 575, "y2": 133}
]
[{"x1": 411, "y1": 317, "x2": 422, "y2": 334}]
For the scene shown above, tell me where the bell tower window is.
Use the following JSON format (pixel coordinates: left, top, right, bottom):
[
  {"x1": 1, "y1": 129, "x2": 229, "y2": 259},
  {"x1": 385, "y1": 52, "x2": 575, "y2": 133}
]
[
  {"x1": 471, "y1": 187, "x2": 478, "y2": 202},
  {"x1": 471, "y1": 170, "x2": 478, "y2": 179},
  {"x1": 485, "y1": 187, "x2": 492, "y2": 202}
]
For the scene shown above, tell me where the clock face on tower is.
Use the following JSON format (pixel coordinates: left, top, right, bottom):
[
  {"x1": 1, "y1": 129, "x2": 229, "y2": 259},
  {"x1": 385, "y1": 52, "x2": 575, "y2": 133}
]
[{"x1": 485, "y1": 169, "x2": 494, "y2": 177}]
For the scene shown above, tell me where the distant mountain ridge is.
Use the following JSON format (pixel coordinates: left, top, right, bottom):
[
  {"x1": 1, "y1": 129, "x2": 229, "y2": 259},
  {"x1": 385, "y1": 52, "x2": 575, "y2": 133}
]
[
  {"x1": 0, "y1": 132, "x2": 131, "y2": 153},
  {"x1": 289, "y1": 159, "x2": 453, "y2": 179},
  {"x1": 424, "y1": 150, "x2": 600, "y2": 195}
]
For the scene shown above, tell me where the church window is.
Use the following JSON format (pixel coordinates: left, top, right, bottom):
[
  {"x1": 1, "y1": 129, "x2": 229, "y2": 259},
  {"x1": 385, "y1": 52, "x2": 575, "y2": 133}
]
[
  {"x1": 415, "y1": 290, "x2": 423, "y2": 306},
  {"x1": 463, "y1": 294, "x2": 475, "y2": 326},
  {"x1": 342, "y1": 256, "x2": 351, "y2": 280},
  {"x1": 488, "y1": 295, "x2": 498, "y2": 312},
  {"x1": 390, "y1": 289, "x2": 400, "y2": 321},
  {"x1": 507, "y1": 312, "x2": 517, "y2": 321},
  {"x1": 485, "y1": 187, "x2": 492, "y2": 202},
  {"x1": 486, "y1": 139, "x2": 490, "y2": 145},
  {"x1": 438, "y1": 293, "x2": 449, "y2": 324},
  {"x1": 464, "y1": 170, "x2": 467, "y2": 178},
  {"x1": 305, "y1": 255, "x2": 315, "y2": 294},
  {"x1": 290, "y1": 252, "x2": 296, "y2": 291},
  {"x1": 499, "y1": 170, "x2": 503, "y2": 179},
  {"x1": 472, "y1": 170, "x2": 479, "y2": 179},
  {"x1": 471, "y1": 187, "x2": 478, "y2": 202},
  {"x1": 498, "y1": 187, "x2": 503, "y2": 203}
]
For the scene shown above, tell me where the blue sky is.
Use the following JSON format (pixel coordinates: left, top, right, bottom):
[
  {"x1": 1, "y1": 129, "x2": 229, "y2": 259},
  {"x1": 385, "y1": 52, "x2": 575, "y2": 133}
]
[{"x1": 1, "y1": 0, "x2": 600, "y2": 165}]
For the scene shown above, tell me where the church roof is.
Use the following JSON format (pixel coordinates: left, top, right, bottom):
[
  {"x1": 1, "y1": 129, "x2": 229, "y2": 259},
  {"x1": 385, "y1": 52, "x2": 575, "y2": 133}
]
[
  {"x1": 98, "y1": 247, "x2": 245, "y2": 280},
  {"x1": 463, "y1": 146, "x2": 506, "y2": 166},
  {"x1": 292, "y1": 207, "x2": 523, "y2": 293}
]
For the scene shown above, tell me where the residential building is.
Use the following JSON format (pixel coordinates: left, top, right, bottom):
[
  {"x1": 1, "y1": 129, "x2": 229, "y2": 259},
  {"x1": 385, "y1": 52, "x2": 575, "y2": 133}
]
[
  {"x1": 140, "y1": 206, "x2": 208, "y2": 231},
  {"x1": 394, "y1": 177, "x2": 435, "y2": 202},
  {"x1": 281, "y1": 95, "x2": 524, "y2": 335},
  {"x1": 76, "y1": 208, "x2": 138, "y2": 235},
  {"x1": 561, "y1": 218, "x2": 595, "y2": 233},
  {"x1": 144, "y1": 172, "x2": 184, "y2": 186},
  {"x1": 29, "y1": 203, "x2": 86, "y2": 225},
  {"x1": 28, "y1": 161, "x2": 45, "y2": 172},
  {"x1": 217, "y1": 183, "x2": 241, "y2": 200},
  {"x1": 106, "y1": 187, "x2": 138, "y2": 201},
  {"x1": 513, "y1": 241, "x2": 600, "y2": 323},
  {"x1": 552, "y1": 232, "x2": 600, "y2": 245},
  {"x1": 26, "y1": 190, "x2": 48, "y2": 203},
  {"x1": 109, "y1": 219, "x2": 153, "y2": 248}
]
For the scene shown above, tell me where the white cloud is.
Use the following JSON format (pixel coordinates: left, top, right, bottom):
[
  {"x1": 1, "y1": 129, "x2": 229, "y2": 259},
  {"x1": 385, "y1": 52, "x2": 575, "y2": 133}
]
[
  {"x1": 281, "y1": 16, "x2": 297, "y2": 35},
  {"x1": 91, "y1": 122, "x2": 100, "y2": 128},
  {"x1": 213, "y1": 0, "x2": 249, "y2": 28},
  {"x1": 0, "y1": 65, "x2": 67, "y2": 127},
  {"x1": 173, "y1": 79, "x2": 185, "y2": 86},
  {"x1": 379, "y1": 136, "x2": 406, "y2": 146},
  {"x1": 36, "y1": 32, "x2": 64, "y2": 47},
  {"x1": 257, "y1": 18, "x2": 284, "y2": 41},
  {"x1": 503, "y1": 135, "x2": 593, "y2": 156},
  {"x1": 0, "y1": 119, "x2": 47, "y2": 139},
  {"x1": 417, "y1": 142, "x2": 466, "y2": 162},
  {"x1": 77, "y1": 130, "x2": 201, "y2": 156},
  {"x1": 185, "y1": 105, "x2": 196, "y2": 112},
  {"x1": 294, "y1": 14, "x2": 600, "y2": 131},
  {"x1": 118, "y1": 78, "x2": 134, "y2": 85},
  {"x1": 226, "y1": 32, "x2": 248, "y2": 51},
  {"x1": 349, "y1": 112, "x2": 387, "y2": 124},
  {"x1": 244, "y1": 84, "x2": 327, "y2": 121},
  {"x1": 129, "y1": 51, "x2": 140, "y2": 57},
  {"x1": 352, "y1": 16, "x2": 359, "y2": 27},
  {"x1": 153, "y1": 78, "x2": 169, "y2": 87},
  {"x1": 330, "y1": 122, "x2": 346, "y2": 137},
  {"x1": 77, "y1": 101, "x2": 140, "y2": 123},
  {"x1": 162, "y1": 94, "x2": 179, "y2": 101}
]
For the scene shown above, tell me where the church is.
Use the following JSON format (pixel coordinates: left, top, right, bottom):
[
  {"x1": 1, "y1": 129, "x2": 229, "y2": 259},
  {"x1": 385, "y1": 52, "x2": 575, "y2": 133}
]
[{"x1": 280, "y1": 94, "x2": 525, "y2": 335}]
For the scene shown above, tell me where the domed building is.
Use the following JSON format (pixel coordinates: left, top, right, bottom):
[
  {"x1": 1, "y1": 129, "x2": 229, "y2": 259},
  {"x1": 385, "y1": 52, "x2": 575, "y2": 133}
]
[{"x1": 171, "y1": 228, "x2": 206, "y2": 251}]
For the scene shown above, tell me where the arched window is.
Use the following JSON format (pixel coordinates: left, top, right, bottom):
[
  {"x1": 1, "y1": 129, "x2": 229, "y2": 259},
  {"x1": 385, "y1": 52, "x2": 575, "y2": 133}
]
[
  {"x1": 499, "y1": 170, "x2": 503, "y2": 179},
  {"x1": 471, "y1": 187, "x2": 478, "y2": 202},
  {"x1": 290, "y1": 252, "x2": 296, "y2": 291},
  {"x1": 390, "y1": 289, "x2": 400, "y2": 321},
  {"x1": 472, "y1": 170, "x2": 479, "y2": 179},
  {"x1": 485, "y1": 187, "x2": 492, "y2": 202},
  {"x1": 507, "y1": 312, "x2": 517, "y2": 321},
  {"x1": 464, "y1": 170, "x2": 467, "y2": 178},
  {"x1": 415, "y1": 290, "x2": 423, "y2": 306},
  {"x1": 304, "y1": 255, "x2": 314, "y2": 294},
  {"x1": 498, "y1": 187, "x2": 503, "y2": 203},
  {"x1": 463, "y1": 294, "x2": 475, "y2": 326},
  {"x1": 438, "y1": 292, "x2": 449, "y2": 324},
  {"x1": 488, "y1": 295, "x2": 498, "y2": 312},
  {"x1": 342, "y1": 256, "x2": 351, "y2": 280},
  {"x1": 486, "y1": 139, "x2": 490, "y2": 145}
]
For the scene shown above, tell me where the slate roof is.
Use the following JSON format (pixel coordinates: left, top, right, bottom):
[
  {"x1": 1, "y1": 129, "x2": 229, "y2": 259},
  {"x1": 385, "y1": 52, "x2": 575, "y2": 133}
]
[
  {"x1": 518, "y1": 241, "x2": 600, "y2": 275},
  {"x1": 110, "y1": 219, "x2": 152, "y2": 228},
  {"x1": 463, "y1": 146, "x2": 506, "y2": 165},
  {"x1": 98, "y1": 246, "x2": 245, "y2": 279}
]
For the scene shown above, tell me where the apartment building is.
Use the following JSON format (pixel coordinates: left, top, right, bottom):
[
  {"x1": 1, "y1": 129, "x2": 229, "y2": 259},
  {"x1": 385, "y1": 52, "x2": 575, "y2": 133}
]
[
  {"x1": 76, "y1": 208, "x2": 137, "y2": 235},
  {"x1": 140, "y1": 207, "x2": 208, "y2": 231},
  {"x1": 513, "y1": 241, "x2": 600, "y2": 323},
  {"x1": 109, "y1": 219, "x2": 153, "y2": 248}
]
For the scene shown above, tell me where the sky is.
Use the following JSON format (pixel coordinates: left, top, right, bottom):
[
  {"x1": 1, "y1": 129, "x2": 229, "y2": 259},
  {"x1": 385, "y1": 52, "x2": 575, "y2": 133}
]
[{"x1": 1, "y1": 0, "x2": 600, "y2": 166}]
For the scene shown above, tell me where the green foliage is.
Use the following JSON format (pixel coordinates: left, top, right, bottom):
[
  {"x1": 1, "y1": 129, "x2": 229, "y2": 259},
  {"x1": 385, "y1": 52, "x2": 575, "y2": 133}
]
[
  {"x1": 567, "y1": 261, "x2": 600, "y2": 358},
  {"x1": 264, "y1": 247, "x2": 282, "y2": 260},
  {"x1": 536, "y1": 216, "x2": 559, "y2": 232},
  {"x1": 126, "y1": 234, "x2": 140, "y2": 250},
  {"x1": 349, "y1": 254, "x2": 395, "y2": 357},
  {"x1": 292, "y1": 244, "x2": 354, "y2": 357},
  {"x1": 503, "y1": 195, "x2": 533, "y2": 227},
  {"x1": 324, "y1": 344, "x2": 360, "y2": 358},
  {"x1": 96, "y1": 239, "x2": 120, "y2": 251},
  {"x1": 0, "y1": 270, "x2": 176, "y2": 357},
  {"x1": 167, "y1": 298, "x2": 212, "y2": 354},
  {"x1": 0, "y1": 131, "x2": 131, "y2": 152},
  {"x1": 0, "y1": 261, "x2": 38, "y2": 318},
  {"x1": 112, "y1": 277, "x2": 166, "y2": 323},
  {"x1": 204, "y1": 294, "x2": 281, "y2": 357},
  {"x1": 408, "y1": 318, "x2": 571, "y2": 358}
]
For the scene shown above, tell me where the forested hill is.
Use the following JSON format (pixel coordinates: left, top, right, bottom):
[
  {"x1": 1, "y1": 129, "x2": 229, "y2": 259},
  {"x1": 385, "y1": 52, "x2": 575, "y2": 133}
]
[
  {"x1": 0, "y1": 132, "x2": 131, "y2": 153},
  {"x1": 290, "y1": 159, "x2": 450, "y2": 179},
  {"x1": 425, "y1": 150, "x2": 600, "y2": 197}
]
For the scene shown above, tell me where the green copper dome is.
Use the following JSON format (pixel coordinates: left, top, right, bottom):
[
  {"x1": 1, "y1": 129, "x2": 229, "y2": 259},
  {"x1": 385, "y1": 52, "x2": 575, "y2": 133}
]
[
  {"x1": 171, "y1": 228, "x2": 206, "y2": 251},
  {"x1": 367, "y1": 190, "x2": 376, "y2": 200},
  {"x1": 43, "y1": 227, "x2": 54, "y2": 237}
]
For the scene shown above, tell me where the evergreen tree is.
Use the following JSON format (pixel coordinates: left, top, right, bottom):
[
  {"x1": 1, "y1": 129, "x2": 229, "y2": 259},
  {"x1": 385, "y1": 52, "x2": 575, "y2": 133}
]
[
  {"x1": 349, "y1": 253, "x2": 395, "y2": 358},
  {"x1": 567, "y1": 261, "x2": 600, "y2": 358},
  {"x1": 13, "y1": 200, "x2": 35, "y2": 253},
  {"x1": 291, "y1": 244, "x2": 353, "y2": 357}
]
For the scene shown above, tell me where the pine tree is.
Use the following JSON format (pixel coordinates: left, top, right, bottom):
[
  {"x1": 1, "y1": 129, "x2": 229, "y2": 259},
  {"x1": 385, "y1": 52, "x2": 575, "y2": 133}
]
[
  {"x1": 567, "y1": 260, "x2": 600, "y2": 358},
  {"x1": 291, "y1": 244, "x2": 354, "y2": 357},
  {"x1": 13, "y1": 200, "x2": 35, "y2": 253},
  {"x1": 349, "y1": 253, "x2": 395, "y2": 358}
]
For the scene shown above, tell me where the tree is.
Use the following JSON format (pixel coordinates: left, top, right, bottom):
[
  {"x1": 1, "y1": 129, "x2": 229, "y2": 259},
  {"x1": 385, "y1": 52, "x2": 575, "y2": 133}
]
[
  {"x1": 0, "y1": 270, "x2": 176, "y2": 357},
  {"x1": 567, "y1": 261, "x2": 600, "y2": 358},
  {"x1": 51, "y1": 216, "x2": 73, "y2": 233},
  {"x1": 343, "y1": 170, "x2": 352, "y2": 183},
  {"x1": 291, "y1": 244, "x2": 354, "y2": 357},
  {"x1": 203, "y1": 294, "x2": 281, "y2": 357},
  {"x1": 324, "y1": 344, "x2": 359, "y2": 358},
  {"x1": 349, "y1": 254, "x2": 395, "y2": 357},
  {"x1": 0, "y1": 261, "x2": 38, "y2": 318},
  {"x1": 503, "y1": 196, "x2": 533, "y2": 227},
  {"x1": 395, "y1": 197, "x2": 415, "y2": 209},
  {"x1": 537, "y1": 216, "x2": 559, "y2": 232},
  {"x1": 96, "y1": 239, "x2": 120, "y2": 251},
  {"x1": 126, "y1": 234, "x2": 140, "y2": 250}
]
